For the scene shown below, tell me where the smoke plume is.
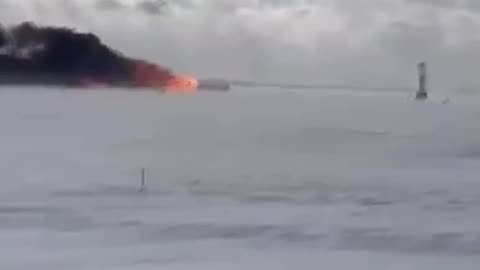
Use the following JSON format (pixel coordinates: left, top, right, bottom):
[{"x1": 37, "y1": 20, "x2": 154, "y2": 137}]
[{"x1": 0, "y1": 21, "x2": 175, "y2": 88}]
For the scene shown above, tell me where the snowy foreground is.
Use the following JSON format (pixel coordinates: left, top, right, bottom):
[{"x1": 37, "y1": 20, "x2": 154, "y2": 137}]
[{"x1": 1, "y1": 87, "x2": 480, "y2": 269}]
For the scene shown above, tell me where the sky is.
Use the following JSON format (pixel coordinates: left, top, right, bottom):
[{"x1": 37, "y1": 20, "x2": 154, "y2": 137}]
[{"x1": 1, "y1": 0, "x2": 480, "y2": 92}]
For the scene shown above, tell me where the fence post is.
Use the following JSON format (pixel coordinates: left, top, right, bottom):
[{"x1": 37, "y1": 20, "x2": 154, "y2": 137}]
[
  {"x1": 140, "y1": 167, "x2": 146, "y2": 192},
  {"x1": 416, "y1": 61, "x2": 428, "y2": 100}
]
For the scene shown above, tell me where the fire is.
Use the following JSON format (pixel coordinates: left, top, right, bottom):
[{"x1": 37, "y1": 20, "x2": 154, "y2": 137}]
[
  {"x1": 164, "y1": 74, "x2": 198, "y2": 93},
  {"x1": 131, "y1": 60, "x2": 198, "y2": 93}
]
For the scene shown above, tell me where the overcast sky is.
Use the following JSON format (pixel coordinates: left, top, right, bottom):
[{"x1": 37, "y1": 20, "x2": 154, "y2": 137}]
[{"x1": 2, "y1": 0, "x2": 480, "y2": 92}]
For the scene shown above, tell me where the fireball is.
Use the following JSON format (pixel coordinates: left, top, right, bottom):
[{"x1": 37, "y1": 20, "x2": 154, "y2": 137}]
[
  {"x1": 131, "y1": 60, "x2": 198, "y2": 93},
  {"x1": 164, "y1": 74, "x2": 198, "y2": 93}
]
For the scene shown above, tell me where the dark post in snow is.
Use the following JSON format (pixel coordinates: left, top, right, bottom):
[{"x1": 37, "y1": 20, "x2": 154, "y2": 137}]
[
  {"x1": 140, "y1": 167, "x2": 146, "y2": 192},
  {"x1": 416, "y1": 61, "x2": 428, "y2": 100}
]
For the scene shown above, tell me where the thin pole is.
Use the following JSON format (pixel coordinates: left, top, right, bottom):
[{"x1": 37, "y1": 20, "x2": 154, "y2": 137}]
[
  {"x1": 140, "y1": 167, "x2": 146, "y2": 192},
  {"x1": 416, "y1": 61, "x2": 428, "y2": 100}
]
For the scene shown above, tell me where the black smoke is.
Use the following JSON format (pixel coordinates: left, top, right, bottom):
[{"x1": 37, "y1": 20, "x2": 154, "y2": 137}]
[{"x1": 0, "y1": 21, "x2": 173, "y2": 87}]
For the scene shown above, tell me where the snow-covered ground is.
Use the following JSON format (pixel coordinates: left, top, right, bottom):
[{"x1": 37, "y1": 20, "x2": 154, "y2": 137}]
[{"x1": 1, "y1": 87, "x2": 480, "y2": 269}]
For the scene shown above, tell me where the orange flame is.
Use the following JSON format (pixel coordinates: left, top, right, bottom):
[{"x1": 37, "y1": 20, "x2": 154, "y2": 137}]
[
  {"x1": 164, "y1": 74, "x2": 198, "y2": 93},
  {"x1": 131, "y1": 60, "x2": 198, "y2": 93}
]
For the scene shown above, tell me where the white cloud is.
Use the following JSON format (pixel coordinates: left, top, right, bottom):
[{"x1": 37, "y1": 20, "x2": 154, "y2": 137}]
[{"x1": 2, "y1": 0, "x2": 480, "y2": 92}]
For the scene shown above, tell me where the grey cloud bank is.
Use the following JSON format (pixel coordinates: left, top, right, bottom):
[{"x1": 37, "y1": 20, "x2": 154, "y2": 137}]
[{"x1": 2, "y1": 0, "x2": 480, "y2": 92}]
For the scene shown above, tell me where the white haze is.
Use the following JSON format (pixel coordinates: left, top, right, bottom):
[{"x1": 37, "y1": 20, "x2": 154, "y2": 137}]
[
  {"x1": 0, "y1": 87, "x2": 480, "y2": 269},
  {"x1": 1, "y1": 1, "x2": 480, "y2": 269},
  {"x1": 2, "y1": 0, "x2": 480, "y2": 92}
]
